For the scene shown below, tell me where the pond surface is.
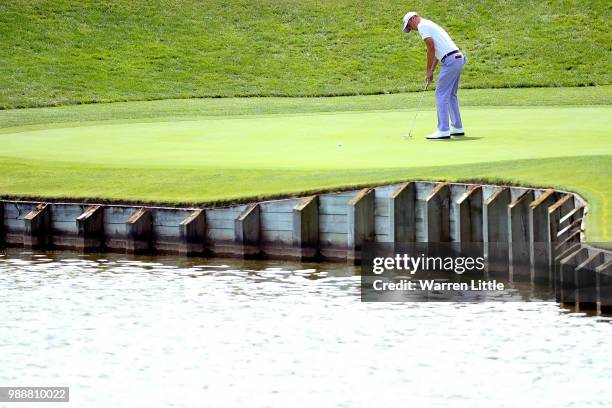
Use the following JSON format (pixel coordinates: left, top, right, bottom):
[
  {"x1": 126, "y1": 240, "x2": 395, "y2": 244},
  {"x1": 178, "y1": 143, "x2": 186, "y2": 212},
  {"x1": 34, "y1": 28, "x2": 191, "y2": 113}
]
[{"x1": 1, "y1": 250, "x2": 611, "y2": 407}]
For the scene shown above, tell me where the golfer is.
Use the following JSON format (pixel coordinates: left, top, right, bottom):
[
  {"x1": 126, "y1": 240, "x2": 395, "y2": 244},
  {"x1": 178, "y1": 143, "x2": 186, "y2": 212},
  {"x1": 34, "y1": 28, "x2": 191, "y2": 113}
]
[{"x1": 402, "y1": 12, "x2": 466, "y2": 140}]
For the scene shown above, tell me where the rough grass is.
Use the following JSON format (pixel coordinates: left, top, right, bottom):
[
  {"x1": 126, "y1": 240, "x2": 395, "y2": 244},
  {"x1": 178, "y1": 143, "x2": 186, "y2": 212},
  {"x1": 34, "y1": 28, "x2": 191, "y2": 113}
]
[
  {"x1": 1, "y1": 86, "x2": 611, "y2": 130},
  {"x1": 1, "y1": 0, "x2": 610, "y2": 108}
]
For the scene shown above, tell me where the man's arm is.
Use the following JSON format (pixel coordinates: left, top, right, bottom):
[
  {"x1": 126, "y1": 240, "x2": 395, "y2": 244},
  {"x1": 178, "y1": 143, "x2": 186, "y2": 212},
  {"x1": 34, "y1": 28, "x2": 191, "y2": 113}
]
[{"x1": 424, "y1": 37, "x2": 437, "y2": 84}]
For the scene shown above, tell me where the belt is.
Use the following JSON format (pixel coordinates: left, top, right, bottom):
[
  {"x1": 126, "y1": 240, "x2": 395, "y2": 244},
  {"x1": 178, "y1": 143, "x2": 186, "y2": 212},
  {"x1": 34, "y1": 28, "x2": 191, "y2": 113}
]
[{"x1": 441, "y1": 50, "x2": 460, "y2": 62}]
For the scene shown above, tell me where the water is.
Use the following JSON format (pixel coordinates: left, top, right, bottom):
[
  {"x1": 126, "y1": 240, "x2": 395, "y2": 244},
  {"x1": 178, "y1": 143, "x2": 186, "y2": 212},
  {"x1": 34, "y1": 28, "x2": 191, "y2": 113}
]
[{"x1": 1, "y1": 250, "x2": 611, "y2": 408}]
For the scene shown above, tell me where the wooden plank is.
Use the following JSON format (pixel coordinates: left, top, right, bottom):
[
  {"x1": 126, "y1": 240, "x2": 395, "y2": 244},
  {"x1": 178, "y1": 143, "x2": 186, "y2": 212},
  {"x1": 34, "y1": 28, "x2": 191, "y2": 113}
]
[
  {"x1": 415, "y1": 200, "x2": 427, "y2": 242},
  {"x1": 207, "y1": 228, "x2": 234, "y2": 242},
  {"x1": 319, "y1": 214, "x2": 348, "y2": 234},
  {"x1": 483, "y1": 187, "x2": 511, "y2": 277},
  {"x1": 104, "y1": 206, "x2": 138, "y2": 223},
  {"x1": 50, "y1": 204, "x2": 83, "y2": 234},
  {"x1": 50, "y1": 220, "x2": 80, "y2": 234},
  {"x1": 261, "y1": 230, "x2": 293, "y2": 245},
  {"x1": 259, "y1": 199, "x2": 300, "y2": 213},
  {"x1": 5, "y1": 217, "x2": 25, "y2": 234},
  {"x1": 374, "y1": 184, "x2": 401, "y2": 196},
  {"x1": 154, "y1": 225, "x2": 182, "y2": 239},
  {"x1": 234, "y1": 203, "x2": 261, "y2": 258},
  {"x1": 596, "y1": 260, "x2": 612, "y2": 314},
  {"x1": 319, "y1": 232, "x2": 348, "y2": 248},
  {"x1": 319, "y1": 195, "x2": 351, "y2": 215},
  {"x1": 548, "y1": 194, "x2": 574, "y2": 233},
  {"x1": 414, "y1": 182, "x2": 437, "y2": 200},
  {"x1": 449, "y1": 184, "x2": 471, "y2": 242},
  {"x1": 292, "y1": 196, "x2": 318, "y2": 259},
  {"x1": 49, "y1": 204, "x2": 83, "y2": 218},
  {"x1": 152, "y1": 208, "x2": 189, "y2": 227},
  {"x1": 76, "y1": 205, "x2": 105, "y2": 252},
  {"x1": 424, "y1": 183, "x2": 450, "y2": 242},
  {"x1": 484, "y1": 187, "x2": 511, "y2": 242},
  {"x1": 206, "y1": 218, "x2": 234, "y2": 230},
  {"x1": 179, "y1": 209, "x2": 206, "y2": 255},
  {"x1": 557, "y1": 218, "x2": 583, "y2": 242},
  {"x1": 388, "y1": 182, "x2": 415, "y2": 243},
  {"x1": 508, "y1": 190, "x2": 534, "y2": 281},
  {"x1": 574, "y1": 251, "x2": 605, "y2": 311},
  {"x1": 559, "y1": 206, "x2": 584, "y2": 229},
  {"x1": 554, "y1": 242, "x2": 582, "y2": 263},
  {"x1": 558, "y1": 248, "x2": 589, "y2": 305},
  {"x1": 529, "y1": 189, "x2": 557, "y2": 283},
  {"x1": 374, "y1": 218, "x2": 390, "y2": 237},
  {"x1": 374, "y1": 198, "x2": 390, "y2": 217},
  {"x1": 554, "y1": 228, "x2": 581, "y2": 253},
  {"x1": 348, "y1": 188, "x2": 375, "y2": 261},
  {"x1": 547, "y1": 194, "x2": 575, "y2": 266},
  {"x1": 24, "y1": 203, "x2": 51, "y2": 249},
  {"x1": 0, "y1": 202, "x2": 4, "y2": 246},
  {"x1": 104, "y1": 222, "x2": 127, "y2": 238},
  {"x1": 126, "y1": 208, "x2": 153, "y2": 255},
  {"x1": 260, "y1": 212, "x2": 293, "y2": 232},
  {"x1": 509, "y1": 187, "x2": 530, "y2": 201},
  {"x1": 206, "y1": 207, "x2": 246, "y2": 221},
  {"x1": 455, "y1": 185, "x2": 483, "y2": 243},
  {"x1": 481, "y1": 185, "x2": 499, "y2": 202}
]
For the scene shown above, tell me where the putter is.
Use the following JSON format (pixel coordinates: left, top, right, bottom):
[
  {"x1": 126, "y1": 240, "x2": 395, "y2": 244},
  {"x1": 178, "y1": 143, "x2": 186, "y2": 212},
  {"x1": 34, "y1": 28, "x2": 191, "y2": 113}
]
[{"x1": 404, "y1": 82, "x2": 430, "y2": 139}]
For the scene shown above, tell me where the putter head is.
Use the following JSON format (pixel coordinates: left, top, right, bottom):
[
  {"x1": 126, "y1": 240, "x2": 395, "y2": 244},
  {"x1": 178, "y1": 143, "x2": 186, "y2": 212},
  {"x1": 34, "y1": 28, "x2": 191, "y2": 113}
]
[{"x1": 403, "y1": 133, "x2": 413, "y2": 140}]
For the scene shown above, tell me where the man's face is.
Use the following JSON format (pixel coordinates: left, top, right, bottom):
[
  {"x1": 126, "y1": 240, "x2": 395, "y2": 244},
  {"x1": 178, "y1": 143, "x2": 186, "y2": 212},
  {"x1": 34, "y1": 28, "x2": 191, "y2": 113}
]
[{"x1": 407, "y1": 16, "x2": 419, "y2": 31}]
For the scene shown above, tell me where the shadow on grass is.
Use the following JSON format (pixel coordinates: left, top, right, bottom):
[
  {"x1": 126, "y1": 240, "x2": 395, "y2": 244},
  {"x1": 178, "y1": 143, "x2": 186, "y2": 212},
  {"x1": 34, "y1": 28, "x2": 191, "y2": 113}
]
[
  {"x1": 450, "y1": 136, "x2": 483, "y2": 142},
  {"x1": 422, "y1": 137, "x2": 482, "y2": 142}
]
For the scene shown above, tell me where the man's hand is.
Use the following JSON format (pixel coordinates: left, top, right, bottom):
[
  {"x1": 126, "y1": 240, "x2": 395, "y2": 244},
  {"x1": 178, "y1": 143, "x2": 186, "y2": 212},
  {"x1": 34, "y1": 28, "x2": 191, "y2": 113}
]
[
  {"x1": 425, "y1": 69, "x2": 434, "y2": 85},
  {"x1": 424, "y1": 37, "x2": 436, "y2": 85}
]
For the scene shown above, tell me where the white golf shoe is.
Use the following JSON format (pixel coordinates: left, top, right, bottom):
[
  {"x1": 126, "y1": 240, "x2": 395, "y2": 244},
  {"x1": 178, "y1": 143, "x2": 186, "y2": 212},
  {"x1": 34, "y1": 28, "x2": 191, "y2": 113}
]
[
  {"x1": 450, "y1": 126, "x2": 465, "y2": 136},
  {"x1": 426, "y1": 129, "x2": 451, "y2": 140}
]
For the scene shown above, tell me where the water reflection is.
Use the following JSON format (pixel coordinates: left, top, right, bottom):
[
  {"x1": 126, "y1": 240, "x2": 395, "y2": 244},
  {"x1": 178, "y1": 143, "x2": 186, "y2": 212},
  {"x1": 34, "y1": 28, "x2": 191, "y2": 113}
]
[{"x1": 0, "y1": 249, "x2": 611, "y2": 407}]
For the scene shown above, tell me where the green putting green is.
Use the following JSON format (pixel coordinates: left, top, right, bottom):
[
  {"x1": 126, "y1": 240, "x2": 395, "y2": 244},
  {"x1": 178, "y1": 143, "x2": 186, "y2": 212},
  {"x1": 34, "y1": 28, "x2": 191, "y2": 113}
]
[{"x1": 0, "y1": 88, "x2": 610, "y2": 242}]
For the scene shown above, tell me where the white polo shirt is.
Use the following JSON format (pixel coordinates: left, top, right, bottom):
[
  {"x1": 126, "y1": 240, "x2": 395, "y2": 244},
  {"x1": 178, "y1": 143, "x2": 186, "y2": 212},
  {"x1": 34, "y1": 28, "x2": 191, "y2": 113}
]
[{"x1": 417, "y1": 19, "x2": 459, "y2": 61}]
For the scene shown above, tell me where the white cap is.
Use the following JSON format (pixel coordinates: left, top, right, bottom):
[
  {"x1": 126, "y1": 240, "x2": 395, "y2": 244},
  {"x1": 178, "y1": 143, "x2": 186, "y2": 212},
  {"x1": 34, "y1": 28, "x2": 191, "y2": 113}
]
[{"x1": 402, "y1": 12, "x2": 418, "y2": 33}]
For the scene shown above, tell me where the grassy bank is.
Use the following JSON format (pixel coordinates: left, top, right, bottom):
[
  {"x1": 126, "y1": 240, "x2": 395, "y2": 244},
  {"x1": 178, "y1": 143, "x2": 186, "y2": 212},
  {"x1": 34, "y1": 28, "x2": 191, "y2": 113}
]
[
  {"x1": 0, "y1": 88, "x2": 610, "y2": 241},
  {"x1": 1, "y1": 0, "x2": 610, "y2": 108}
]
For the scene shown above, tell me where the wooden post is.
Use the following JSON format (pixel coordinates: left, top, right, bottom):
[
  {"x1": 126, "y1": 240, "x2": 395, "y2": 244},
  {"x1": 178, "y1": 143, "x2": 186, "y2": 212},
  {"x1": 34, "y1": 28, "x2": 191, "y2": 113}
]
[
  {"x1": 234, "y1": 204, "x2": 260, "y2": 258},
  {"x1": 456, "y1": 185, "x2": 483, "y2": 243},
  {"x1": 575, "y1": 251, "x2": 605, "y2": 312},
  {"x1": 24, "y1": 203, "x2": 51, "y2": 249},
  {"x1": 547, "y1": 194, "x2": 575, "y2": 267},
  {"x1": 508, "y1": 190, "x2": 534, "y2": 281},
  {"x1": 126, "y1": 208, "x2": 153, "y2": 255},
  {"x1": 76, "y1": 205, "x2": 105, "y2": 252},
  {"x1": 292, "y1": 196, "x2": 319, "y2": 260},
  {"x1": 596, "y1": 260, "x2": 612, "y2": 315},
  {"x1": 558, "y1": 247, "x2": 589, "y2": 306},
  {"x1": 424, "y1": 183, "x2": 450, "y2": 242},
  {"x1": 0, "y1": 201, "x2": 4, "y2": 247},
  {"x1": 553, "y1": 242, "x2": 581, "y2": 294},
  {"x1": 529, "y1": 189, "x2": 557, "y2": 283},
  {"x1": 388, "y1": 183, "x2": 415, "y2": 242},
  {"x1": 179, "y1": 209, "x2": 207, "y2": 256},
  {"x1": 483, "y1": 188, "x2": 511, "y2": 276},
  {"x1": 347, "y1": 188, "x2": 374, "y2": 262}
]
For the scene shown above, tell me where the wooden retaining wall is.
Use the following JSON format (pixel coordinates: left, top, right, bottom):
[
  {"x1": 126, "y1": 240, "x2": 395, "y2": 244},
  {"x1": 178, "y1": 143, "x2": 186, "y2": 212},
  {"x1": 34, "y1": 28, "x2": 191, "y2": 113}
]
[{"x1": 1, "y1": 181, "x2": 610, "y2": 312}]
